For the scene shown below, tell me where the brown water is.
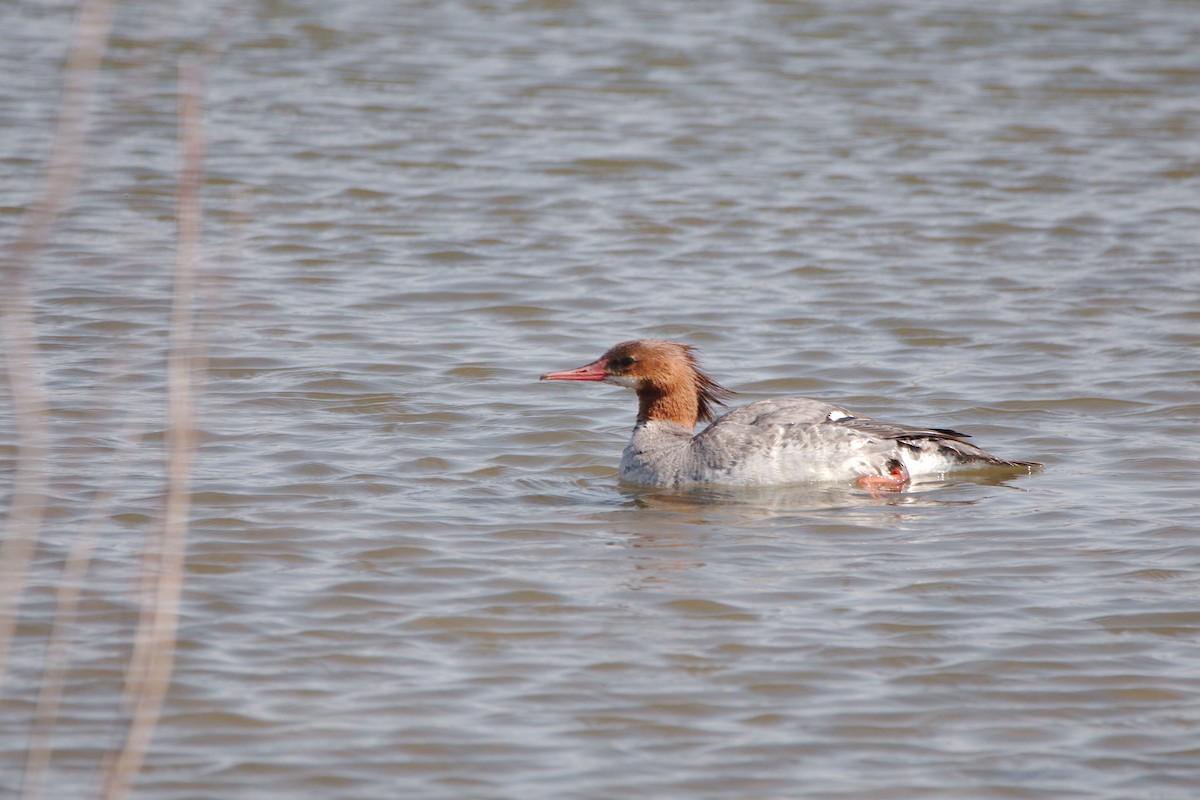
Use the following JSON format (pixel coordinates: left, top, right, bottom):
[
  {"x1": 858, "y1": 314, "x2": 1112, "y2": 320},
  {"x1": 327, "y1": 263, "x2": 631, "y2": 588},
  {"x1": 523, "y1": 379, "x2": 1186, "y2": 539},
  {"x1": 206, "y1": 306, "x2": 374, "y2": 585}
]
[{"x1": 3, "y1": 1, "x2": 1200, "y2": 798}]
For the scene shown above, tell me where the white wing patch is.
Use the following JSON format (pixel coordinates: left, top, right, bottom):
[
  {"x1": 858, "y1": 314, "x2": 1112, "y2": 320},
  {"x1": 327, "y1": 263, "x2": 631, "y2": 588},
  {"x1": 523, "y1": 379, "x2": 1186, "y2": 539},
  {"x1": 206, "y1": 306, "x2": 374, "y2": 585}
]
[{"x1": 826, "y1": 409, "x2": 852, "y2": 421}]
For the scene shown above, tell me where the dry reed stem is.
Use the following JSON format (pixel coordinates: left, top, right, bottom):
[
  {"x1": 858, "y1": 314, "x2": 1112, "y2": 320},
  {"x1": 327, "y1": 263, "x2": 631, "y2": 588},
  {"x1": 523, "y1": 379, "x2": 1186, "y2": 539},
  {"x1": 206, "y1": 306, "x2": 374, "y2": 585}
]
[
  {"x1": 112, "y1": 0, "x2": 233, "y2": 721},
  {"x1": 95, "y1": 54, "x2": 207, "y2": 800},
  {"x1": 20, "y1": 430, "x2": 145, "y2": 800},
  {"x1": 7, "y1": 4, "x2": 230, "y2": 794},
  {"x1": 0, "y1": 0, "x2": 118, "y2": 700}
]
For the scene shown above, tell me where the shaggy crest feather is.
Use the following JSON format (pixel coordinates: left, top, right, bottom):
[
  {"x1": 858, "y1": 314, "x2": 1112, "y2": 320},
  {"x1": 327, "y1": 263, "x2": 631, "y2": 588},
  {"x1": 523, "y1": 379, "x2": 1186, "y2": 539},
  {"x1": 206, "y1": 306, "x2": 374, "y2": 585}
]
[{"x1": 677, "y1": 344, "x2": 735, "y2": 423}]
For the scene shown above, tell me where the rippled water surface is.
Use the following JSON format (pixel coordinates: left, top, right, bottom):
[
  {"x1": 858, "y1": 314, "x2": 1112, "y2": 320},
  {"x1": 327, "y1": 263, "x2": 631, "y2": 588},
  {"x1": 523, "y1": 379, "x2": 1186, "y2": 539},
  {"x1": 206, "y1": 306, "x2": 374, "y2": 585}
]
[{"x1": 3, "y1": 1, "x2": 1199, "y2": 798}]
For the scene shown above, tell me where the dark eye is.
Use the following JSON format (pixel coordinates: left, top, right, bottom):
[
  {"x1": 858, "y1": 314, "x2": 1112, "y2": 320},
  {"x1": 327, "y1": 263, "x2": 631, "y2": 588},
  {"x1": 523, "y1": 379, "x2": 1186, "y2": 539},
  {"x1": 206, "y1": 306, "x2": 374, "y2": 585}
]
[{"x1": 614, "y1": 356, "x2": 635, "y2": 368}]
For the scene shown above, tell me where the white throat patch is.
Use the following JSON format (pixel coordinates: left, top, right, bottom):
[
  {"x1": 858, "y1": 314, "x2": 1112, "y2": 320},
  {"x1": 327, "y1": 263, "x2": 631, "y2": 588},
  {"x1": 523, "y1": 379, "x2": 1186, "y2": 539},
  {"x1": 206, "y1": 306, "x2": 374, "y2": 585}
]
[{"x1": 604, "y1": 375, "x2": 641, "y2": 389}]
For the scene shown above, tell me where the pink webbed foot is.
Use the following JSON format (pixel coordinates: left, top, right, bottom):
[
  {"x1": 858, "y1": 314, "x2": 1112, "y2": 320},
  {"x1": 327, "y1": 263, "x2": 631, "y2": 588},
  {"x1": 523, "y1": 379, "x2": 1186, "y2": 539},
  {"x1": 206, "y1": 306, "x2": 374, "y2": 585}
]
[{"x1": 856, "y1": 459, "x2": 911, "y2": 495}]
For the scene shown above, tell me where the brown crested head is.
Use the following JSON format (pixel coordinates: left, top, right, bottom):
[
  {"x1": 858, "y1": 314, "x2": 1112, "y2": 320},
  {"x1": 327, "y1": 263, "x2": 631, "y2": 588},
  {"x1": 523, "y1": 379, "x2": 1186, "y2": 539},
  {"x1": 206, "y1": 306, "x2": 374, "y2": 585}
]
[{"x1": 597, "y1": 339, "x2": 734, "y2": 426}]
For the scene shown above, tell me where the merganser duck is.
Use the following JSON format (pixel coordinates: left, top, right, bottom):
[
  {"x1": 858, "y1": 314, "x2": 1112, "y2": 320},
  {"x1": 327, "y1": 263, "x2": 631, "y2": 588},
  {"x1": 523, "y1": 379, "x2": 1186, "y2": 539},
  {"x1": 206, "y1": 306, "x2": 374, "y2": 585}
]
[{"x1": 540, "y1": 339, "x2": 1040, "y2": 490}]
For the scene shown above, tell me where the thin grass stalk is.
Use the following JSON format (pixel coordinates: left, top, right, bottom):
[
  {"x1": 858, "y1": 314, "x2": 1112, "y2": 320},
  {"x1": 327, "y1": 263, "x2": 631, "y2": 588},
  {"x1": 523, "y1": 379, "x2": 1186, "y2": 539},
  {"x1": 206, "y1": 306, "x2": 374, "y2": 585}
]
[
  {"x1": 0, "y1": 0, "x2": 118, "y2": 700},
  {"x1": 95, "y1": 55, "x2": 206, "y2": 800},
  {"x1": 21, "y1": 427, "x2": 145, "y2": 800}
]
